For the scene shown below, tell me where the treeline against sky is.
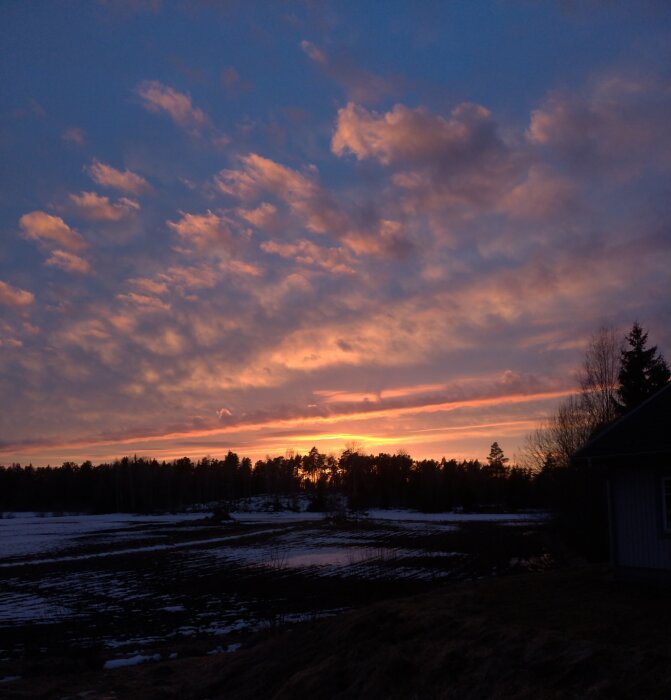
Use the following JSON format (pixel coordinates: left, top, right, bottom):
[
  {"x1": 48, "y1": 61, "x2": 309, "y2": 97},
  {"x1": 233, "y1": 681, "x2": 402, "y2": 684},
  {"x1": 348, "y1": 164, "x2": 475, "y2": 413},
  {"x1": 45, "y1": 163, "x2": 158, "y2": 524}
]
[{"x1": 0, "y1": 446, "x2": 573, "y2": 514}]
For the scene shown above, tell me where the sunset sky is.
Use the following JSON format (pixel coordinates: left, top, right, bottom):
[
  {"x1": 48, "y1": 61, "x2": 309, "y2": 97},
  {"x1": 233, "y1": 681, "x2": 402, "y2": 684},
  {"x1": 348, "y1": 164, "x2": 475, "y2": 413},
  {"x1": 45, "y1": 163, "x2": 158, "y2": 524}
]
[{"x1": 1, "y1": 1, "x2": 670, "y2": 467}]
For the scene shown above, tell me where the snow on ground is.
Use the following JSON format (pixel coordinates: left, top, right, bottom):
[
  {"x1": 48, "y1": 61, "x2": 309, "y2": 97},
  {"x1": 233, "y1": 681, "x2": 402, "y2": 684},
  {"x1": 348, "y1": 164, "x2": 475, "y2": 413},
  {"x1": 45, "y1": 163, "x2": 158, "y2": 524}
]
[
  {"x1": 0, "y1": 512, "x2": 204, "y2": 561},
  {"x1": 103, "y1": 653, "x2": 161, "y2": 670},
  {"x1": 366, "y1": 509, "x2": 547, "y2": 523},
  {"x1": 0, "y1": 506, "x2": 547, "y2": 567},
  {"x1": 0, "y1": 526, "x2": 283, "y2": 569}
]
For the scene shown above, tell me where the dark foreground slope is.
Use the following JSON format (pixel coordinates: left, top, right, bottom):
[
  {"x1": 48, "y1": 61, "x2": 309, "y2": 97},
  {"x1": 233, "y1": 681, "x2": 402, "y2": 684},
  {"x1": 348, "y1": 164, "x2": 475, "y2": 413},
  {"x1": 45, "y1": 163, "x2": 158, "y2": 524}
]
[{"x1": 4, "y1": 566, "x2": 671, "y2": 699}]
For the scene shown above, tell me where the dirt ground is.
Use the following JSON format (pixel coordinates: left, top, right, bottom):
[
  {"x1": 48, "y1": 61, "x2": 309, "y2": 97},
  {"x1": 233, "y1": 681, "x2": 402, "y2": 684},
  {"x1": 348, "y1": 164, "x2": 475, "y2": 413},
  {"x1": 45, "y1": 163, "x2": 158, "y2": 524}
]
[{"x1": 3, "y1": 565, "x2": 671, "y2": 699}]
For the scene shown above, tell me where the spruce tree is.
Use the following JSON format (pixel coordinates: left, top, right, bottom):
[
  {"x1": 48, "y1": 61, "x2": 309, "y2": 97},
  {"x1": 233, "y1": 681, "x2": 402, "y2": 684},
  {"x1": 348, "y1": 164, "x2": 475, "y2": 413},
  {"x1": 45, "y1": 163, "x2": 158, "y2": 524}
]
[{"x1": 617, "y1": 322, "x2": 670, "y2": 413}]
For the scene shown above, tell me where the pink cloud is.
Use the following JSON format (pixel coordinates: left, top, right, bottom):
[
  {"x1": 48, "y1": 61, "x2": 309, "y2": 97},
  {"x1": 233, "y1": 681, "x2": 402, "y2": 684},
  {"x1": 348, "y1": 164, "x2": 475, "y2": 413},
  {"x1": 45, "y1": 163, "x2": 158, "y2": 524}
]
[
  {"x1": 497, "y1": 165, "x2": 577, "y2": 219},
  {"x1": 217, "y1": 154, "x2": 406, "y2": 255},
  {"x1": 0, "y1": 280, "x2": 34, "y2": 307},
  {"x1": 135, "y1": 80, "x2": 228, "y2": 145},
  {"x1": 69, "y1": 191, "x2": 140, "y2": 221},
  {"x1": 221, "y1": 66, "x2": 252, "y2": 95},
  {"x1": 300, "y1": 40, "x2": 327, "y2": 65},
  {"x1": 136, "y1": 80, "x2": 209, "y2": 132},
  {"x1": 261, "y1": 238, "x2": 355, "y2": 274},
  {"x1": 62, "y1": 127, "x2": 86, "y2": 145},
  {"x1": 332, "y1": 101, "x2": 520, "y2": 216},
  {"x1": 158, "y1": 264, "x2": 220, "y2": 291},
  {"x1": 237, "y1": 202, "x2": 280, "y2": 230},
  {"x1": 86, "y1": 159, "x2": 152, "y2": 194},
  {"x1": 332, "y1": 101, "x2": 499, "y2": 166},
  {"x1": 45, "y1": 250, "x2": 91, "y2": 274},
  {"x1": 19, "y1": 211, "x2": 86, "y2": 251},
  {"x1": 222, "y1": 259, "x2": 264, "y2": 277},
  {"x1": 300, "y1": 40, "x2": 397, "y2": 103},
  {"x1": 129, "y1": 278, "x2": 169, "y2": 295},
  {"x1": 527, "y1": 76, "x2": 671, "y2": 175},
  {"x1": 167, "y1": 210, "x2": 239, "y2": 252},
  {"x1": 116, "y1": 292, "x2": 171, "y2": 312}
]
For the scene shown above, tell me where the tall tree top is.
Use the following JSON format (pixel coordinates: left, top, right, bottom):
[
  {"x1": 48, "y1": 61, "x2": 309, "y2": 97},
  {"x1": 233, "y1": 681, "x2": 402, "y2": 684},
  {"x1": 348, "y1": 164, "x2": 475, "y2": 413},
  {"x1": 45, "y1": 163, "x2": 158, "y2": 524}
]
[{"x1": 618, "y1": 322, "x2": 670, "y2": 413}]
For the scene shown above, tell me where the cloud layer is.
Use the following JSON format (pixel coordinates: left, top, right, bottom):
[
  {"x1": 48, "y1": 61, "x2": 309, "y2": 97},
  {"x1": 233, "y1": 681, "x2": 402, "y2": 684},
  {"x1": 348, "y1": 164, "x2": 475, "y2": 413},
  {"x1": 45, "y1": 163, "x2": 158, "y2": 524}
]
[{"x1": 2, "y1": 2, "x2": 670, "y2": 466}]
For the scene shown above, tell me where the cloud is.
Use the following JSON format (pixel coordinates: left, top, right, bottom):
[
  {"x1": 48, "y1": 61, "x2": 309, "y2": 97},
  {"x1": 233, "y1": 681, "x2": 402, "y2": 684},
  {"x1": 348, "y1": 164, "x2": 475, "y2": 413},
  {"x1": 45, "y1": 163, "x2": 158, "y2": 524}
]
[
  {"x1": 62, "y1": 127, "x2": 86, "y2": 145},
  {"x1": 301, "y1": 40, "x2": 397, "y2": 103},
  {"x1": 157, "y1": 264, "x2": 220, "y2": 291},
  {"x1": 216, "y1": 154, "x2": 409, "y2": 256},
  {"x1": 86, "y1": 159, "x2": 152, "y2": 194},
  {"x1": 527, "y1": 76, "x2": 671, "y2": 176},
  {"x1": 237, "y1": 202, "x2": 280, "y2": 230},
  {"x1": 136, "y1": 80, "x2": 226, "y2": 142},
  {"x1": 333, "y1": 101, "x2": 505, "y2": 167},
  {"x1": 19, "y1": 211, "x2": 86, "y2": 251},
  {"x1": 332, "y1": 101, "x2": 520, "y2": 216},
  {"x1": 217, "y1": 154, "x2": 349, "y2": 235},
  {"x1": 300, "y1": 40, "x2": 327, "y2": 64},
  {"x1": 221, "y1": 66, "x2": 252, "y2": 95},
  {"x1": 129, "y1": 278, "x2": 169, "y2": 295},
  {"x1": 167, "y1": 210, "x2": 240, "y2": 252},
  {"x1": 261, "y1": 239, "x2": 355, "y2": 274},
  {"x1": 222, "y1": 259, "x2": 264, "y2": 277},
  {"x1": 0, "y1": 280, "x2": 34, "y2": 307},
  {"x1": 116, "y1": 292, "x2": 171, "y2": 312},
  {"x1": 69, "y1": 192, "x2": 140, "y2": 221},
  {"x1": 44, "y1": 250, "x2": 91, "y2": 274},
  {"x1": 497, "y1": 165, "x2": 577, "y2": 220}
]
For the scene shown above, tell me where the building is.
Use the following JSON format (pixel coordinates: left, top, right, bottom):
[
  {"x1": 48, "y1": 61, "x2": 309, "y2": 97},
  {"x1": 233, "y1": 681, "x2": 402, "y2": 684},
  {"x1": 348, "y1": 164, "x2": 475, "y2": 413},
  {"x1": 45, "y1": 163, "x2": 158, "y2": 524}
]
[{"x1": 573, "y1": 383, "x2": 671, "y2": 580}]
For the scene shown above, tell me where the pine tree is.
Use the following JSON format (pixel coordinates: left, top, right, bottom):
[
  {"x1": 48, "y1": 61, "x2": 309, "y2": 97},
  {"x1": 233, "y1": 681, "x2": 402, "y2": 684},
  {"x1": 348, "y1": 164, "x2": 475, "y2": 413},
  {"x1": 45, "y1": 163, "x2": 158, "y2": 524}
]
[
  {"x1": 485, "y1": 441, "x2": 509, "y2": 477},
  {"x1": 617, "y1": 322, "x2": 670, "y2": 413}
]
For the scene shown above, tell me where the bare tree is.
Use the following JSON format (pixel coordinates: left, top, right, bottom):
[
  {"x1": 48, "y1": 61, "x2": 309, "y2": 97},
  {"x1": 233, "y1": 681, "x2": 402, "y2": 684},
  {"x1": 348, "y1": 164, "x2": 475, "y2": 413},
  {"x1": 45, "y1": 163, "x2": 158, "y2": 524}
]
[
  {"x1": 578, "y1": 325, "x2": 620, "y2": 433},
  {"x1": 520, "y1": 326, "x2": 619, "y2": 471},
  {"x1": 549, "y1": 394, "x2": 593, "y2": 466}
]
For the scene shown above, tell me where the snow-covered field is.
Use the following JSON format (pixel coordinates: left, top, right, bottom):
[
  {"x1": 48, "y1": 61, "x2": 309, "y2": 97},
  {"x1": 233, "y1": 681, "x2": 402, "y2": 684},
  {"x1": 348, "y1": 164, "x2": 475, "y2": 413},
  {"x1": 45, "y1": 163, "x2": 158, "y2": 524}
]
[
  {"x1": 0, "y1": 503, "x2": 551, "y2": 681},
  {"x1": 0, "y1": 505, "x2": 546, "y2": 563}
]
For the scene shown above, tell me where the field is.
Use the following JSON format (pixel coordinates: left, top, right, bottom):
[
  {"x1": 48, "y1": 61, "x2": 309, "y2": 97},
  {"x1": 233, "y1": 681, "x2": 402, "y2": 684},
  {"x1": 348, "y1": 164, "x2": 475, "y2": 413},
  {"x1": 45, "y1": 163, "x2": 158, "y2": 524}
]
[{"x1": 0, "y1": 500, "x2": 552, "y2": 696}]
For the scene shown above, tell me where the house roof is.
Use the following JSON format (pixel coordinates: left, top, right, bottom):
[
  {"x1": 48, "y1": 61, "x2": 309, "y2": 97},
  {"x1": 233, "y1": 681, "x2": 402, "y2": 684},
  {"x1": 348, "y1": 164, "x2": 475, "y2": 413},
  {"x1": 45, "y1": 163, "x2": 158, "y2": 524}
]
[{"x1": 573, "y1": 382, "x2": 671, "y2": 460}]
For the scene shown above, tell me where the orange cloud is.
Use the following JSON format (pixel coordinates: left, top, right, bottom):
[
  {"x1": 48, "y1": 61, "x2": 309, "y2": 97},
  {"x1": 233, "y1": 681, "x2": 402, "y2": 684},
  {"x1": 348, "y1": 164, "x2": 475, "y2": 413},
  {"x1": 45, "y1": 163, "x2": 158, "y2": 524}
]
[
  {"x1": 497, "y1": 165, "x2": 576, "y2": 219},
  {"x1": 129, "y1": 278, "x2": 169, "y2": 295},
  {"x1": 261, "y1": 239, "x2": 354, "y2": 274},
  {"x1": 137, "y1": 80, "x2": 208, "y2": 130},
  {"x1": 19, "y1": 211, "x2": 86, "y2": 251},
  {"x1": 167, "y1": 210, "x2": 237, "y2": 251},
  {"x1": 69, "y1": 191, "x2": 140, "y2": 221},
  {"x1": 217, "y1": 154, "x2": 407, "y2": 256},
  {"x1": 332, "y1": 101, "x2": 495, "y2": 165},
  {"x1": 116, "y1": 292, "x2": 171, "y2": 312},
  {"x1": 0, "y1": 387, "x2": 574, "y2": 458},
  {"x1": 0, "y1": 280, "x2": 34, "y2": 307},
  {"x1": 45, "y1": 250, "x2": 91, "y2": 274},
  {"x1": 86, "y1": 159, "x2": 152, "y2": 194}
]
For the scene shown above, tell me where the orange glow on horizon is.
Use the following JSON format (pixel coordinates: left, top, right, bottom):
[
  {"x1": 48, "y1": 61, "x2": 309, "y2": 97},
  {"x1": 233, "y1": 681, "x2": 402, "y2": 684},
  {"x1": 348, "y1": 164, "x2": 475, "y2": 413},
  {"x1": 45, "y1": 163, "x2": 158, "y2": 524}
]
[{"x1": 0, "y1": 387, "x2": 574, "y2": 463}]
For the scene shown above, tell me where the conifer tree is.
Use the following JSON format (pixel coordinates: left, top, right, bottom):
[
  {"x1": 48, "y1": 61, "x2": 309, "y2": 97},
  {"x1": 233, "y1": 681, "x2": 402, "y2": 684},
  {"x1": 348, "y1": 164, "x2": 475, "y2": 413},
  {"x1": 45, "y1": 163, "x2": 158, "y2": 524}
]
[{"x1": 617, "y1": 322, "x2": 670, "y2": 413}]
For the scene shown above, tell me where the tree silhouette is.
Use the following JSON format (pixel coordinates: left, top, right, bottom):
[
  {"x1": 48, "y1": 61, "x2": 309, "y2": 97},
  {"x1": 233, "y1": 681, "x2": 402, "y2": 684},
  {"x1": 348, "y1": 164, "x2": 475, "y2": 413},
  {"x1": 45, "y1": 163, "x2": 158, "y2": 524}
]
[
  {"x1": 485, "y1": 442, "x2": 508, "y2": 477},
  {"x1": 618, "y1": 322, "x2": 670, "y2": 413}
]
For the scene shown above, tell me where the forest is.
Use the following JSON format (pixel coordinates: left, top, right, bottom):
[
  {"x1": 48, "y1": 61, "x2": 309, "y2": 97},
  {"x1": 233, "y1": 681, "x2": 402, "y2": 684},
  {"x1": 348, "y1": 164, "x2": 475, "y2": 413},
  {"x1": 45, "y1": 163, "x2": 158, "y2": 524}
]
[{"x1": 1, "y1": 322, "x2": 668, "y2": 518}]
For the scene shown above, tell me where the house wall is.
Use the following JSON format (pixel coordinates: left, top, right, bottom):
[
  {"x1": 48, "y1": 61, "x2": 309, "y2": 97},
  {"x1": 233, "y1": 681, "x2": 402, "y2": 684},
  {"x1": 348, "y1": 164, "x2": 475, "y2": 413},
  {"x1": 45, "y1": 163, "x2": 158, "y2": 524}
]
[{"x1": 610, "y1": 468, "x2": 671, "y2": 570}]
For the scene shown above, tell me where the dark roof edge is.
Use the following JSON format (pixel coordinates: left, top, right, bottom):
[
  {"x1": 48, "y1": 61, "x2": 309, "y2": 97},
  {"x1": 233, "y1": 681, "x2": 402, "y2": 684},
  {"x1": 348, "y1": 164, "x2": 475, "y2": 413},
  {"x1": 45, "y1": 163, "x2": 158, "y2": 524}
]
[{"x1": 573, "y1": 382, "x2": 671, "y2": 459}]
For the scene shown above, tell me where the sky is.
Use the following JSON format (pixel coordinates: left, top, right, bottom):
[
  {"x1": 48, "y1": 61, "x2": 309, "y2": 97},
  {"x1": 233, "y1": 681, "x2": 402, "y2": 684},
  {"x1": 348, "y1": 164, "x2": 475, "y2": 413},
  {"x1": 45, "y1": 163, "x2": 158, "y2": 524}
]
[{"x1": 1, "y1": 0, "x2": 670, "y2": 467}]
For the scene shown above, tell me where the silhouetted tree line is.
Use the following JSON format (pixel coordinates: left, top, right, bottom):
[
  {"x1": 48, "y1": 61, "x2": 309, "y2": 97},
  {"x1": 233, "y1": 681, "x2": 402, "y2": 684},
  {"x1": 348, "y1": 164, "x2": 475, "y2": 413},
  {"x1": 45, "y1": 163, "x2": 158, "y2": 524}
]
[{"x1": 0, "y1": 443, "x2": 549, "y2": 514}]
